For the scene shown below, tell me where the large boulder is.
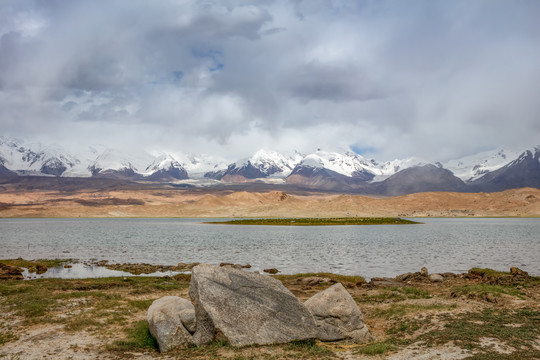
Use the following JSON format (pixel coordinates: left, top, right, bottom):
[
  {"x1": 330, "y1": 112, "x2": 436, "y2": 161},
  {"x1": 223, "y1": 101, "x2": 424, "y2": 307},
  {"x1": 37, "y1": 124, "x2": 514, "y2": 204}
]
[
  {"x1": 146, "y1": 296, "x2": 195, "y2": 352},
  {"x1": 305, "y1": 283, "x2": 372, "y2": 342},
  {"x1": 189, "y1": 264, "x2": 318, "y2": 347}
]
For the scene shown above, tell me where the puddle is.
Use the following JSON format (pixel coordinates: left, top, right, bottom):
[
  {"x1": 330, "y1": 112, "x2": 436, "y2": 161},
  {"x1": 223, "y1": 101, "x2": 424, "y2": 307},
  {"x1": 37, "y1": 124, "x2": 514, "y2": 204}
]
[{"x1": 22, "y1": 263, "x2": 182, "y2": 280}]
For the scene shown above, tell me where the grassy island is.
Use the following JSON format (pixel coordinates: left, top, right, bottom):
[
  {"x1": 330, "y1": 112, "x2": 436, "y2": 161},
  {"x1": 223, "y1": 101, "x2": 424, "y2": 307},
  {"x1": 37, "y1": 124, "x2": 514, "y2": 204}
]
[{"x1": 205, "y1": 217, "x2": 421, "y2": 226}]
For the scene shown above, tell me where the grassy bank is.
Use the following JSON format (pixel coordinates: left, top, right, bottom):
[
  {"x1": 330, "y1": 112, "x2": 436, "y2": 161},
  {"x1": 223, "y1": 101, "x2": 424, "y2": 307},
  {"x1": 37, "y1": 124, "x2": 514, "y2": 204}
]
[
  {"x1": 205, "y1": 217, "x2": 421, "y2": 226},
  {"x1": 0, "y1": 266, "x2": 539, "y2": 359}
]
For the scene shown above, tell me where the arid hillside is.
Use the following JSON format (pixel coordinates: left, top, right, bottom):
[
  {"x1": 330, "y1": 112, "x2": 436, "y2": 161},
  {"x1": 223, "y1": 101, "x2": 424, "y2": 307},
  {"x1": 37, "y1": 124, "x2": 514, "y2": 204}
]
[{"x1": 0, "y1": 184, "x2": 539, "y2": 218}]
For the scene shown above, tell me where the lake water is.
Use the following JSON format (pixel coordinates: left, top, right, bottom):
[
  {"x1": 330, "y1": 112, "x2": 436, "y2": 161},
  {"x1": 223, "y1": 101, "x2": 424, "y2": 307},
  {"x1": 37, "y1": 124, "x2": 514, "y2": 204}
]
[{"x1": 0, "y1": 218, "x2": 539, "y2": 279}]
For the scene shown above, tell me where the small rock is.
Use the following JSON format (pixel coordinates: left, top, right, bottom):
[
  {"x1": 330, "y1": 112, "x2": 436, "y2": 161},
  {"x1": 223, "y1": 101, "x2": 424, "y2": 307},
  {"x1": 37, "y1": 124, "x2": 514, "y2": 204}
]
[
  {"x1": 369, "y1": 277, "x2": 403, "y2": 288},
  {"x1": 63, "y1": 264, "x2": 72, "y2": 269},
  {"x1": 441, "y1": 272, "x2": 457, "y2": 278},
  {"x1": 485, "y1": 293, "x2": 497, "y2": 303},
  {"x1": 147, "y1": 296, "x2": 195, "y2": 352},
  {"x1": 395, "y1": 272, "x2": 414, "y2": 282},
  {"x1": 296, "y1": 276, "x2": 335, "y2": 287},
  {"x1": 421, "y1": 267, "x2": 428, "y2": 277},
  {"x1": 263, "y1": 268, "x2": 279, "y2": 274},
  {"x1": 510, "y1": 267, "x2": 529, "y2": 277},
  {"x1": 305, "y1": 283, "x2": 372, "y2": 342},
  {"x1": 220, "y1": 263, "x2": 243, "y2": 269},
  {"x1": 429, "y1": 274, "x2": 444, "y2": 282},
  {"x1": 177, "y1": 262, "x2": 200, "y2": 270}
]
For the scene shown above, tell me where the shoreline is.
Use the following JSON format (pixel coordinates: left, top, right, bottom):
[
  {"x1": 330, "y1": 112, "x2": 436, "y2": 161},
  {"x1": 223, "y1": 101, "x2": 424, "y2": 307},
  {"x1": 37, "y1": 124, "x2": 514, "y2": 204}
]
[
  {"x1": 3, "y1": 257, "x2": 540, "y2": 280},
  {"x1": 2, "y1": 258, "x2": 540, "y2": 282}
]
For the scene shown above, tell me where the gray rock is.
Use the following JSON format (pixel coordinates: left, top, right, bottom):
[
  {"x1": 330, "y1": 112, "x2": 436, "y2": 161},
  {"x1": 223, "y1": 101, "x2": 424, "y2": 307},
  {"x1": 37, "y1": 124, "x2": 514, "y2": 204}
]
[
  {"x1": 146, "y1": 296, "x2": 195, "y2": 352},
  {"x1": 305, "y1": 283, "x2": 372, "y2": 342},
  {"x1": 296, "y1": 276, "x2": 335, "y2": 287},
  {"x1": 189, "y1": 264, "x2": 317, "y2": 347},
  {"x1": 429, "y1": 273, "x2": 444, "y2": 282},
  {"x1": 395, "y1": 272, "x2": 414, "y2": 282}
]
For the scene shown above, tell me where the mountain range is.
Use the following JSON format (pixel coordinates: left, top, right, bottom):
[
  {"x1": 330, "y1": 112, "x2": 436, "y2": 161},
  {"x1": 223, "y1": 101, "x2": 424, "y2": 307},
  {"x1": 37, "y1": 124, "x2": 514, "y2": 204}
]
[{"x1": 1, "y1": 136, "x2": 539, "y2": 195}]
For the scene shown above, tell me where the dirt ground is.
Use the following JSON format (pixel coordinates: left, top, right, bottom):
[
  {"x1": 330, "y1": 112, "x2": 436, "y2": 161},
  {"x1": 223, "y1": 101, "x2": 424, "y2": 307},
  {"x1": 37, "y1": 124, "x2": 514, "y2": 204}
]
[
  {"x1": 0, "y1": 186, "x2": 539, "y2": 218},
  {"x1": 1, "y1": 263, "x2": 539, "y2": 359}
]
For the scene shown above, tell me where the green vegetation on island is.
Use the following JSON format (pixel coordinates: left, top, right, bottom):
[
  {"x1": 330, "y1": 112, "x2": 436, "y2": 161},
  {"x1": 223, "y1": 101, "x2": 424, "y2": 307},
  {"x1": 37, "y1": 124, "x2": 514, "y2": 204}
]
[{"x1": 205, "y1": 217, "x2": 421, "y2": 226}]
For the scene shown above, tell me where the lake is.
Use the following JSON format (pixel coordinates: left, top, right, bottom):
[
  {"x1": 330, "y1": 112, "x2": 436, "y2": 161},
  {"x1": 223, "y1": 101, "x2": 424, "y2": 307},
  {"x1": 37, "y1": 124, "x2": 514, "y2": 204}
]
[{"x1": 0, "y1": 218, "x2": 539, "y2": 279}]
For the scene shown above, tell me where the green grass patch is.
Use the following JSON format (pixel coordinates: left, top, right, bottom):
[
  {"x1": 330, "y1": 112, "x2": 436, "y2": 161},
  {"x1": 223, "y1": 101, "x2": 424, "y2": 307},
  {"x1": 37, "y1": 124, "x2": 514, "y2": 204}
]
[
  {"x1": 128, "y1": 299, "x2": 155, "y2": 310},
  {"x1": 0, "y1": 277, "x2": 185, "y2": 325},
  {"x1": 285, "y1": 339, "x2": 335, "y2": 357},
  {"x1": 372, "y1": 303, "x2": 457, "y2": 319},
  {"x1": 354, "y1": 342, "x2": 396, "y2": 355},
  {"x1": 205, "y1": 217, "x2": 420, "y2": 226},
  {"x1": 386, "y1": 319, "x2": 421, "y2": 335},
  {"x1": 451, "y1": 284, "x2": 526, "y2": 299},
  {"x1": 357, "y1": 287, "x2": 431, "y2": 303},
  {"x1": 420, "y1": 308, "x2": 540, "y2": 355},
  {"x1": 171, "y1": 340, "x2": 230, "y2": 358},
  {"x1": 0, "y1": 330, "x2": 18, "y2": 345},
  {"x1": 2, "y1": 290, "x2": 55, "y2": 320},
  {"x1": 469, "y1": 267, "x2": 510, "y2": 277},
  {"x1": 108, "y1": 320, "x2": 158, "y2": 352},
  {"x1": 399, "y1": 286, "x2": 431, "y2": 298},
  {"x1": 64, "y1": 316, "x2": 102, "y2": 332}
]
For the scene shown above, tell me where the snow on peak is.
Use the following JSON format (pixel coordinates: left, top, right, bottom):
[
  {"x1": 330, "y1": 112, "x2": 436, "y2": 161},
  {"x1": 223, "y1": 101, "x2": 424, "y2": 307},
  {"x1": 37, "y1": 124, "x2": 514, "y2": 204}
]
[
  {"x1": 0, "y1": 137, "x2": 81, "y2": 176},
  {"x1": 297, "y1": 150, "x2": 375, "y2": 177},
  {"x1": 143, "y1": 154, "x2": 184, "y2": 175},
  {"x1": 443, "y1": 147, "x2": 522, "y2": 182},
  {"x1": 226, "y1": 149, "x2": 303, "y2": 177}
]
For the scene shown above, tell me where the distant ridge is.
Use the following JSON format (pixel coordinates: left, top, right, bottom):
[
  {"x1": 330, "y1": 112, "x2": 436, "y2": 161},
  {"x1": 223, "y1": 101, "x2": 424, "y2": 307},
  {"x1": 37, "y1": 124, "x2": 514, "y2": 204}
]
[{"x1": 0, "y1": 136, "x2": 539, "y2": 195}]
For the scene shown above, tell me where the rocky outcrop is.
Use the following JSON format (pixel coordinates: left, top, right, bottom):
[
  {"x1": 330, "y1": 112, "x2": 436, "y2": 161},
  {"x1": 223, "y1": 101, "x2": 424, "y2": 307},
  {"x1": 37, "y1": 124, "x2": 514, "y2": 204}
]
[
  {"x1": 0, "y1": 263, "x2": 24, "y2": 280},
  {"x1": 305, "y1": 283, "x2": 372, "y2": 342},
  {"x1": 147, "y1": 296, "x2": 195, "y2": 352},
  {"x1": 510, "y1": 267, "x2": 529, "y2": 277},
  {"x1": 189, "y1": 264, "x2": 318, "y2": 347}
]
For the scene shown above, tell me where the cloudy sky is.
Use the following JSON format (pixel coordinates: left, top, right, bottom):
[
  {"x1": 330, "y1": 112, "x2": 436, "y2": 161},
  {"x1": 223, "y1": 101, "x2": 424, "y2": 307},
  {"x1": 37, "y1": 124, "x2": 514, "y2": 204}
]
[{"x1": 1, "y1": 0, "x2": 539, "y2": 162}]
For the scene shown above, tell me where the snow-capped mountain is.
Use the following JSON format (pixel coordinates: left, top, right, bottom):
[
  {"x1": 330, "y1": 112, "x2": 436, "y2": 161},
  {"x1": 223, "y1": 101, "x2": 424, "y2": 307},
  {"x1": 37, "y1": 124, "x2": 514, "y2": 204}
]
[
  {"x1": 373, "y1": 164, "x2": 468, "y2": 196},
  {"x1": 171, "y1": 153, "x2": 227, "y2": 179},
  {"x1": 142, "y1": 154, "x2": 188, "y2": 181},
  {"x1": 1, "y1": 136, "x2": 539, "y2": 194},
  {"x1": 207, "y1": 149, "x2": 303, "y2": 181},
  {"x1": 287, "y1": 150, "x2": 427, "y2": 184},
  {"x1": 443, "y1": 147, "x2": 522, "y2": 182},
  {"x1": 0, "y1": 137, "x2": 191, "y2": 181},
  {"x1": 468, "y1": 146, "x2": 540, "y2": 191},
  {"x1": 0, "y1": 137, "x2": 81, "y2": 177}
]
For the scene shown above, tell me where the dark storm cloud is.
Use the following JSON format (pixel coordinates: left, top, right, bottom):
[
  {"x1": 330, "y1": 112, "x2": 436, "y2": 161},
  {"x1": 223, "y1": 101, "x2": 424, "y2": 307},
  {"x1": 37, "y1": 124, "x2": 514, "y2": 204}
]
[
  {"x1": 283, "y1": 62, "x2": 383, "y2": 102},
  {"x1": 1, "y1": 0, "x2": 540, "y2": 160}
]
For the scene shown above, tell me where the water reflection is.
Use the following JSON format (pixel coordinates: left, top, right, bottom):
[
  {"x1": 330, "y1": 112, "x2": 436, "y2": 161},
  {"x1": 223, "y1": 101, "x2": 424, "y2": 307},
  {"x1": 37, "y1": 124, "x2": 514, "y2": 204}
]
[{"x1": 22, "y1": 263, "x2": 181, "y2": 280}]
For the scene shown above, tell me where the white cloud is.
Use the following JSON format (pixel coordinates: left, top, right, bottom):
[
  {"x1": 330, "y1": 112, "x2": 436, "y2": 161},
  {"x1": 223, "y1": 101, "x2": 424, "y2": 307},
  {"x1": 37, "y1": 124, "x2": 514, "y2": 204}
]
[{"x1": 1, "y1": 0, "x2": 540, "y2": 162}]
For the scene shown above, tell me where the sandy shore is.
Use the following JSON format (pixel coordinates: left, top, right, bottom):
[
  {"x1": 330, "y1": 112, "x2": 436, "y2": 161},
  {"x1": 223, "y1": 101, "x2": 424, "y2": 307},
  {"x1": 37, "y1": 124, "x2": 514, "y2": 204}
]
[{"x1": 1, "y1": 261, "x2": 539, "y2": 359}]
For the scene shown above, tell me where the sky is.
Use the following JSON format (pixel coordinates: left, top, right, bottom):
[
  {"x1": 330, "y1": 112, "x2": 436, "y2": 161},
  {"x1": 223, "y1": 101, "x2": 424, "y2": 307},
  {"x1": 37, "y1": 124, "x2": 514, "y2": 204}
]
[{"x1": 1, "y1": 0, "x2": 540, "y2": 162}]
